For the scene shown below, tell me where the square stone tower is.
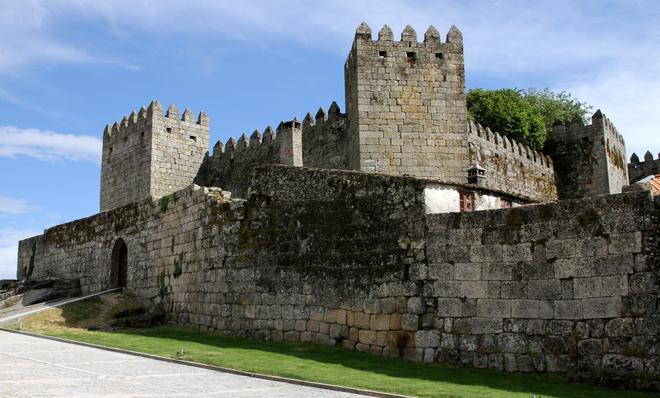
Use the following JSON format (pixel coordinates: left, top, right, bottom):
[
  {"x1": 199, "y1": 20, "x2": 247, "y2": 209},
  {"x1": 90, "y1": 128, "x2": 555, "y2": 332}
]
[
  {"x1": 100, "y1": 100, "x2": 209, "y2": 211},
  {"x1": 344, "y1": 23, "x2": 469, "y2": 182},
  {"x1": 545, "y1": 110, "x2": 628, "y2": 199}
]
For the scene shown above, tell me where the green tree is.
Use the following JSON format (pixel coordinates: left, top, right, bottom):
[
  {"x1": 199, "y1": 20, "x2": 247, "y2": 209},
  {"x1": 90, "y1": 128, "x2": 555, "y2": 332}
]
[
  {"x1": 520, "y1": 87, "x2": 593, "y2": 132},
  {"x1": 466, "y1": 88, "x2": 592, "y2": 150},
  {"x1": 467, "y1": 88, "x2": 546, "y2": 149}
]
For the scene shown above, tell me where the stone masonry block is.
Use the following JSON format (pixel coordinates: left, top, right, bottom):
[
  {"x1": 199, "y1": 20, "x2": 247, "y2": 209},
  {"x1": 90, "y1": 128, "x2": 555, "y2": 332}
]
[
  {"x1": 454, "y1": 263, "x2": 481, "y2": 280},
  {"x1": 359, "y1": 330, "x2": 377, "y2": 345},
  {"x1": 414, "y1": 330, "x2": 440, "y2": 348},
  {"x1": 457, "y1": 281, "x2": 489, "y2": 298},
  {"x1": 593, "y1": 254, "x2": 634, "y2": 276},
  {"x1": 370, "y1": 314, "x2": 391, "y2": 331},
  {"x1": 573, "y1": 277, "x2": 603, "y2": 298},
  {"x1": 476, "y1": 299, "x2": 512, "y2": 318},
  {"x1": 482, "y1": 262, "x2": 513, "y2": 280},
  {"x1": 470, "y1": 245, "x2": 503, "y2": 262},
  {"x1": 354, "y1": 312, "x2": 370, "y2": 329},
  {"x1": 582, "y1": 297, "x2": 622, "y2": 319},
  {"x1": 437, "y1": 298, "x2": 462, "y2": 317},
  {"x1": 470, "y1": 317, "x2": 503, "y2": 334},
  {"x1": 428, "y1": 263, "x2": 454, "y2": 280},
  {"x1": 608, "y1": 232, "x2": 642, "y2": 254},
  {"x1": 554, "y1": 258, "x2": 594, "y2": 279},
  {"x1": 502, "y1": 244, "x2": 532, "y2": 262},
  {"x1": 511, "y1": 299, "x2": 539, "y2": 318},
  {"x1": 601, "y1": 275, "x2": 629, "y2": 296},
  {"x1": 527, "y1": 279, "x2": 561, "y2": 299},
  {"x1": 554, "y1": 300, "x2": 583, "y2": 319},
  {"x1": 401, "y1": 314, "x2": 419, "y2": 331}
]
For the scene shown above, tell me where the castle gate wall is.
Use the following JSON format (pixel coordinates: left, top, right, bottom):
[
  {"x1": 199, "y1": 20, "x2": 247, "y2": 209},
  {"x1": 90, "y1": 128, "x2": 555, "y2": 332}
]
[{"x1": 19, "y1": 166, "x2": 658, "y2": 388}]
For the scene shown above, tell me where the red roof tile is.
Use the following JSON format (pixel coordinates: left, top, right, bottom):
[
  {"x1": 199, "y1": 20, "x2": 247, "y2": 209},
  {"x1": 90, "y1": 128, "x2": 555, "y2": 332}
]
[{"x1": 650, "y1": 174, "x2": 660, "y2": 196}]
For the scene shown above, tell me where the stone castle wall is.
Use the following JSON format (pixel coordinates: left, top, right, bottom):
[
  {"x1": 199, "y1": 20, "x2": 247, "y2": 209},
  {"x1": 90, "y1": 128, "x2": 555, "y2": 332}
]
[
  {"x1": 629, "y1": 151, "x2": 660, "y2": 184},
  {"x1": 467, "y1": 121, "x2": 557, "y2": 202},
  {"x1": 194, "y1": 120, "x2": 302, "y2": 198},
  {"x1": 546, "y1": 111, "x2": 628, "y2": 200},
  {"x1": 19, "y1": 166, "x2": 659, "y2": 389},
  {"x1": 100, "y1": 101, "x2": 209, "y2": 212},
  {"x1": 301, "y1": 103, "x2": 350, "y2": 170}
]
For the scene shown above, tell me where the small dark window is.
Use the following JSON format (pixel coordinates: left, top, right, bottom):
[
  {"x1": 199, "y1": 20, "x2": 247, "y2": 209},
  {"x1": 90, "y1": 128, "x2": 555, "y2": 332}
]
[
  {"x1": 378, "y1": 51, "x2": 387, "y2": 59},
  {"x1": 190, "y1": 135, "x2": 197, "y2": 142},
  {"x1": 166, "y1": 127, "x2": 172, "y2": 133},
  {"x1": 109, "y1": 146, "x2": 113, "y2": 154},
  {"x1": 141, "y1": 131, "x2": 145, "y2": 138},
  {"x1": 459, "y1": 191, "x2": 474, "y2": 212},
  {"x1": 435, "y1": 53, "x2": 443, "y2": 60},
  {"x1": 406, "y1": 51, "x2": 417, "y2": 62}
]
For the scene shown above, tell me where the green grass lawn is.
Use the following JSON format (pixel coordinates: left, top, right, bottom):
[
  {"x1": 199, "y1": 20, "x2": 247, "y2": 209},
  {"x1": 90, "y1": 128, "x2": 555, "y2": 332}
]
[{"x1": 10, "y1": 324, "x2": 654, "y2": 398}]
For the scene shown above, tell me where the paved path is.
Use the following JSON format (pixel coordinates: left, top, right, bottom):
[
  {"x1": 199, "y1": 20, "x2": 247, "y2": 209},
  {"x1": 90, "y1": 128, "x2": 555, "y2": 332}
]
[{"x1": 0, "y1": 331, "x2": 370, "y2": 398}]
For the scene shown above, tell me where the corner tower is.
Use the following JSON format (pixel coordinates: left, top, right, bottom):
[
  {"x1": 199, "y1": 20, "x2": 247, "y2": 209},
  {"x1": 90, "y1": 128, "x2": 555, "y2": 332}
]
[
  {"x1": 100, "y1": 101, "x2": 210, "y2": 211},
  {"x1": 344, "y1": 23, "x2": 469, "y2": 182},
  {"x1": 545, "y1": 110, "x2": 628, "y2": 199}
]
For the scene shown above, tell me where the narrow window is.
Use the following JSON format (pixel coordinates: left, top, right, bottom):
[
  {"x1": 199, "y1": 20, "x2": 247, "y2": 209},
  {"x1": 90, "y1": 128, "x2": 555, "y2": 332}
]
[
  {"x1": 189, "y1": 135, "x2": 197, "y2": 142},
  {"x1": 459, "y1": 191, "x2": 474, "y2": 212},
  {"x1": 166, "y1": 127, "x2": 172, "y2": 134},
  {"x1": 435, "y1": 53, "x2": 443, "y2": 60},
  {"x1": 378, "y1": 51, "x2": 387, "y2": 59},
  {"x1": 109, "y1": 146, "x2": 113, "y2": 155},
  {"x1": 406, "y1": 51, "x2": 417, "y2": 62}
]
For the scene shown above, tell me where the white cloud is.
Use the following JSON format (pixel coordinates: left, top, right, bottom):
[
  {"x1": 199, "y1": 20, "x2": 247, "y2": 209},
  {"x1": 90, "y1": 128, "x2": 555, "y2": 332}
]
[
  {"x1": 0, "y1": 1, "x2": 657, "y2": 155},
  {"x1": 0, "y1": 229, "x2": 41, "y2": 280},
  {"x1": 0, "y1": 126, "x2": 101, "y2": 163},
  {"x1": 0, "y1": 196, "x2": 39, "y2": 214}
]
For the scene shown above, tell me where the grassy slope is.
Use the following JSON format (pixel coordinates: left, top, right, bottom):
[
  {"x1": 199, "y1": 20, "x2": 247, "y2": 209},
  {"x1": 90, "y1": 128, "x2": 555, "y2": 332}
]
[{"x1": 6, "y1": 298, "x2": 656, "y2": 398}]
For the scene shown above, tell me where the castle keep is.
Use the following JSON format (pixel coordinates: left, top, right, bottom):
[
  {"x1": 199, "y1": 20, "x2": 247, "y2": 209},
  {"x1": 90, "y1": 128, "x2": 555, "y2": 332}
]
[{"x1": 17, "y1": 23, "x2": 659, "y2": 389}]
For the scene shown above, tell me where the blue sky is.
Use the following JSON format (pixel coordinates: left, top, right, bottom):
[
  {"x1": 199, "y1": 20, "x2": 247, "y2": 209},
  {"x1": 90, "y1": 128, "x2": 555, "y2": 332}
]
[{"x1": 1, "y1": 0, "x2": 659, "y2": 279}]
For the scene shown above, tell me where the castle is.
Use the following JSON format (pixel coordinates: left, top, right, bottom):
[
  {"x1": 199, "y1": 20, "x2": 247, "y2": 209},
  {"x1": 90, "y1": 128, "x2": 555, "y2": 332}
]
[{"x1": 17, "y1": 23, "x2": 659, "y2": 389}]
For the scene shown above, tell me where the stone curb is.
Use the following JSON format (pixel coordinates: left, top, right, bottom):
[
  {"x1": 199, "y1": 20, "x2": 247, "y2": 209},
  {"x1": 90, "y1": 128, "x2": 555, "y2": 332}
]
[{"x1": 0, "y1": 327, "x2": 413, "y2": 398}]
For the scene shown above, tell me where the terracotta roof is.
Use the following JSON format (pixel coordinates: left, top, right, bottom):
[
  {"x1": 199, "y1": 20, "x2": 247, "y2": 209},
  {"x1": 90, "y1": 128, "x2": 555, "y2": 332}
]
[{"x1": 651, "y1": 174, "x2": 660, "y2": 196}]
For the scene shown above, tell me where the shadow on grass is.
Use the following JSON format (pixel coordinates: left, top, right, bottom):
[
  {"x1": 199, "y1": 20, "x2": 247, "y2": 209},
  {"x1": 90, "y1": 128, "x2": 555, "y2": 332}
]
[{"x1": 74, "y1": 325, "x2": 652, "y2": 398}]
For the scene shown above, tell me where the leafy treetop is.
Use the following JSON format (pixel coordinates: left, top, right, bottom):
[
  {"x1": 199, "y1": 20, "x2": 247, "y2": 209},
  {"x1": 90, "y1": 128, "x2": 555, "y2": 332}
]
[{"x1": 467, "y1": 88, "x2": 592, "y2": 150}]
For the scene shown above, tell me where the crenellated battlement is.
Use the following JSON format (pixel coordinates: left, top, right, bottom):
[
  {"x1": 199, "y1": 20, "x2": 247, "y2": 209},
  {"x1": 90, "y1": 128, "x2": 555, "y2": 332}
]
[
  {"x1": 349, "y1": 22, "x2": 462, "y2": 53},
  {"x1": 468, "y1": 121, "x2": 553, "y2": 169},
  {"x1": 629, "y1": 150, "x2": 660, "y2": 184},
  {"x1": 301, "y1": 101, "x2": 349, "y2": 169},
  {"x1": 551, "y1": 110, "x2": 624, "y2": 146},
  {"x1": 102, "y1": 100, "x2": 208, "y2": 145},
  {"x1": 467, "y1": 121, "x2": 556, "y2": 202},
  {"x1": 195, "y1": 118, "x2": 302, "y2": 197}
]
